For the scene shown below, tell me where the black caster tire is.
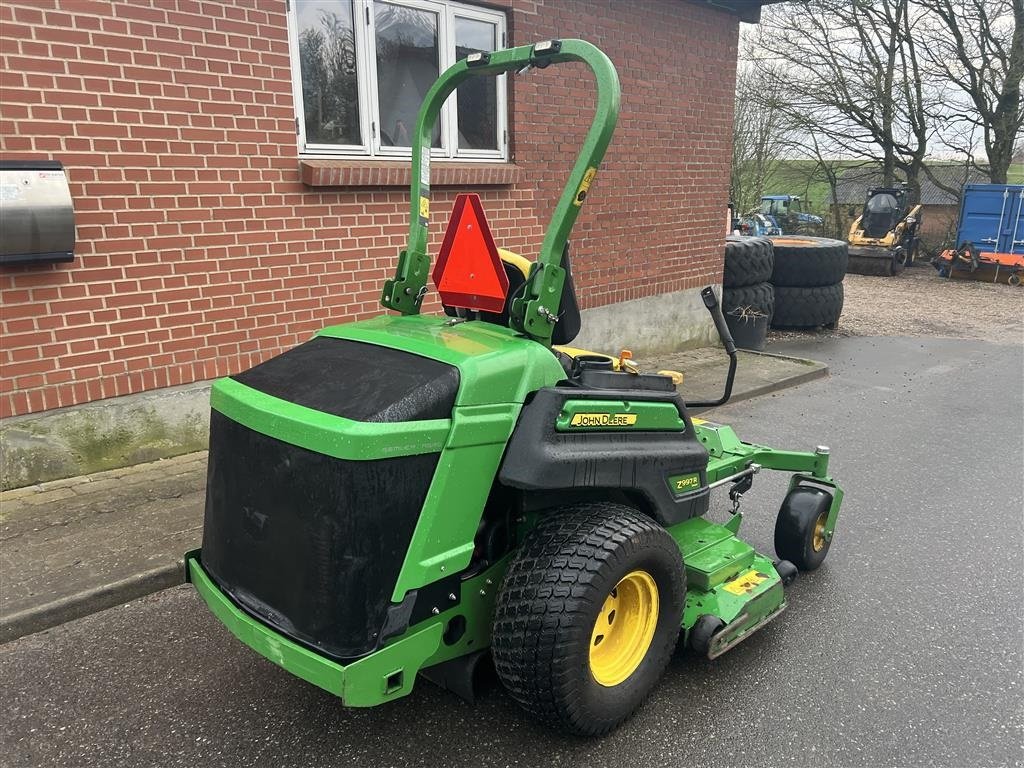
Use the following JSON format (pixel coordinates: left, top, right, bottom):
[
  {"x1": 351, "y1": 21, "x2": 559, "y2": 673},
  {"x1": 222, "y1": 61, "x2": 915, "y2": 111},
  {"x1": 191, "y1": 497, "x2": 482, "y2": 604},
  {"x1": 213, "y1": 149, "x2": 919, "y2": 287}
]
[
  {"x1": 774, "y1": 486, "x2": 834, "y2": 571},
  {"x1": 492, "y1": 503, "x2": 686, "y2": 736},
  {"x1": 774, "y1": 559, "x2": 798, "y2": 586},
  {"x1": 689, "y1": 614, "x2": 725, "y2": 657}
]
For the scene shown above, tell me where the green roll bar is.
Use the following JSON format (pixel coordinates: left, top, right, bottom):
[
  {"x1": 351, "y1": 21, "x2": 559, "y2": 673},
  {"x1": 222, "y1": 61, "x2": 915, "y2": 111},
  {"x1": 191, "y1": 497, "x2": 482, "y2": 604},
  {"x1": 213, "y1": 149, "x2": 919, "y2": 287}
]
[{"x1": 380, "y1": 39, "x2": 621, "y2": 345}]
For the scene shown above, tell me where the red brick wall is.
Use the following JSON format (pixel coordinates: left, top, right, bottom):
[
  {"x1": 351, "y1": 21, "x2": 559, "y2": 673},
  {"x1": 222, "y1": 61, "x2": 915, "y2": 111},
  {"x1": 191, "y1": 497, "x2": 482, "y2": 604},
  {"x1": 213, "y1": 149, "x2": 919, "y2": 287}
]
[
  {"x1": 511, "y1": 0, "x2": 737, "y2": 304},
  {"x1": 0, "y1": 0, "x2": 738, "y2": 418},
  {"x1": 918, "y1": 204, "x2": 958, "y2": 251}
]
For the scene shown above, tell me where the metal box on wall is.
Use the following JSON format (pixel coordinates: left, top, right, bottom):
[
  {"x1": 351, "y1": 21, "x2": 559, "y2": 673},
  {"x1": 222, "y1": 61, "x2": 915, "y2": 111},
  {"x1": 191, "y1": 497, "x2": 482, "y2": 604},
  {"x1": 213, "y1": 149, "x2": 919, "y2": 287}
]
[{"x1": 0, "y1": 160, "x2": 75, "y2": 265}]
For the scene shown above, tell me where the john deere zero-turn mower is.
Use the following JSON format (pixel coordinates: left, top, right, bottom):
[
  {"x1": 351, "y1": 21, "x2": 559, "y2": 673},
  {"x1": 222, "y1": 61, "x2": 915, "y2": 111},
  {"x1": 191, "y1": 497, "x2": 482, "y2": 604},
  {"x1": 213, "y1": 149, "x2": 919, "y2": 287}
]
[
  {"x1": 187, "y1": 40, "x2": 844, "y2": 736},
  {"x1": 847, "y1": 186, "x2": 922, "y2": 276}
]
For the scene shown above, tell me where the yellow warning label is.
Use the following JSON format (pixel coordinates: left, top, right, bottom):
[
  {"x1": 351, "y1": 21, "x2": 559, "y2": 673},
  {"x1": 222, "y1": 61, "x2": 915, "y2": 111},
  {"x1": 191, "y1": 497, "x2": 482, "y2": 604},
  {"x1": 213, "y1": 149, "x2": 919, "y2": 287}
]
[
  {"x1": 569, "y1": 412, "x2": 637, "y2": 427},
  {"x1": 723, "y1": 569, "x2": 768, "y2": 596},
  {"x1": 419, "y1": 196, "x2": 430, "y2": 220},
  {"x1": 691, "y1": 418, "x2": 721, "y2": 429},
  {"x1": 573, "y1": 167, "x2": 597, "y2": 206}
]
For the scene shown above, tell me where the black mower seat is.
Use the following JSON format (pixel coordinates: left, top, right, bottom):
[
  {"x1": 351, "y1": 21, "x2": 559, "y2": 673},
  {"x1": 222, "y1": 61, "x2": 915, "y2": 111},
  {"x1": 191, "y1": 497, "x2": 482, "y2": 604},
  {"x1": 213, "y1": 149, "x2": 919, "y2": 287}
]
[{"x1": 474, "y1": 245, "x2": 581, "y2": 345}]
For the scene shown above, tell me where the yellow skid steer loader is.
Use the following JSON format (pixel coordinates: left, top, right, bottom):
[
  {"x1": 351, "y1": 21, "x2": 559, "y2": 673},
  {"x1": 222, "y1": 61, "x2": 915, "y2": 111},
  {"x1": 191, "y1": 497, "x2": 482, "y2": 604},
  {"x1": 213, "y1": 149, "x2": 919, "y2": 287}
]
[{"x1": 847, "y1": 186, "x2": 922, "y2": 276}]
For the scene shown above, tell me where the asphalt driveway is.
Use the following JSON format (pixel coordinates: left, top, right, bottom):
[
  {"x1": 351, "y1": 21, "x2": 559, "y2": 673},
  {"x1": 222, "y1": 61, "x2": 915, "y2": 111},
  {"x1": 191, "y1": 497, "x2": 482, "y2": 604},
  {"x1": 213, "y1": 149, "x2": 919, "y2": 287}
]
[{"x1": 2, "y1": 336, "x2": 1021, "y2": 768}]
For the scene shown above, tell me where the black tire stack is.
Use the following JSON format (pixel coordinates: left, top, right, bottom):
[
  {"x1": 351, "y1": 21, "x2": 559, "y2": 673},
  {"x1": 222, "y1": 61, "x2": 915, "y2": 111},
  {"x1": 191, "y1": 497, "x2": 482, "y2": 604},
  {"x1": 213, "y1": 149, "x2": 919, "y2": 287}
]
[
  {"x1": 768, "y1": 237, "x2": 848, "y2": 329},
  {"x1": 722, "y1": 236, "x2": 774, "y2": 323}
]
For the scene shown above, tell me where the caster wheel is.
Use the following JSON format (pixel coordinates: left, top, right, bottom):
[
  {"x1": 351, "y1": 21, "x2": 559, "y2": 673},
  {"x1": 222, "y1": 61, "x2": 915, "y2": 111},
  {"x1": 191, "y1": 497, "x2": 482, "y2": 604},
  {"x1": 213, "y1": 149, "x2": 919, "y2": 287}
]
[
  {"x1": 775, "y1": 486, "x2": 834, "y2": 571},
  {"x1": 774, "y1": 559, "x2": 798, "y2": 586},
  {"x1": 689, "y1": 614, "x2": 726, "y2": 658}
]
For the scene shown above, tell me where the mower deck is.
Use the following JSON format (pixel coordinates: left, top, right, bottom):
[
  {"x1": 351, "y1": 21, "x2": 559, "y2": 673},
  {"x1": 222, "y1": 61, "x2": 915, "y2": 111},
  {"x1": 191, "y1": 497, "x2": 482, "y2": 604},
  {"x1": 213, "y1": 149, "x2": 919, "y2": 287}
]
[{"x1": 673, "y1": 517, "x2": 786, "y2": 658}]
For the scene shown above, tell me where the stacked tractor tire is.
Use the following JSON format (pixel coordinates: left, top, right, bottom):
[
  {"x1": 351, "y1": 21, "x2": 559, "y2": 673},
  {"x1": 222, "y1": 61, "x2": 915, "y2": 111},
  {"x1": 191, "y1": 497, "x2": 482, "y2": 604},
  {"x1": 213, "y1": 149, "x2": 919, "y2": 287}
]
[
  {"x1": 722, "y1": 236, "x2": 848, "y2": 331},
  {"x1": 722, "y1": 236, "x2": 775, "y2": 324},
  {"x1": 768, "y1": 237, "x2": 848, "y2": 329}
]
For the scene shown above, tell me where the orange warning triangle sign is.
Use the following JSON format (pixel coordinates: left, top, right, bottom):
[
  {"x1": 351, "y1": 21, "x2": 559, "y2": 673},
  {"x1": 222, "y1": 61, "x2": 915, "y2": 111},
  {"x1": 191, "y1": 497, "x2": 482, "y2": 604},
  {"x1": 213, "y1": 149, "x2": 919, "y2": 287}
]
[{"x1": 432, "y1": 193, "x2": 510, "y2": 314}]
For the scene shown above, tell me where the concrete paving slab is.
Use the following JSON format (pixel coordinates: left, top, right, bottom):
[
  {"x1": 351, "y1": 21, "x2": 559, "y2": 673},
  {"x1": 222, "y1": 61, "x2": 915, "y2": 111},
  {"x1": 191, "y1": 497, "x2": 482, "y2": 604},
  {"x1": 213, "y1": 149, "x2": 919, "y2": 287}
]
[
  {"x1": 0, "y1": 345, "x2": 826, "y2": 643},
  {"x1": 0, "y1": 455, "x2": 207, "y2": 642},
  {"x1": 646, "y1": 347, "x2": 826, "y2": 410}
]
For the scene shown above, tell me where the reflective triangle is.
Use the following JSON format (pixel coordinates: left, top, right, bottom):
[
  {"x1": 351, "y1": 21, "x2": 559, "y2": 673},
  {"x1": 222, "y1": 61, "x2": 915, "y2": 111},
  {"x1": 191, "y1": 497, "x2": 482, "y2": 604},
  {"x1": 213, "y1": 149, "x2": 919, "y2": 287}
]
[{"x1": 432, "y1": 193, "x2": 509, "y2": 314}]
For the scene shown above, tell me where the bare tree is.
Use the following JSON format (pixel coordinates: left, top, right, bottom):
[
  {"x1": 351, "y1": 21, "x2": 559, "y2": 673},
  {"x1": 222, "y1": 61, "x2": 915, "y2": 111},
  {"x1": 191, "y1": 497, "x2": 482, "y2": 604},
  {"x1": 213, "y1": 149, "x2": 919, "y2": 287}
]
[
  {"x1": 795, "y1": 132, "x2": 868, "y2": 238},
  {"x1": 915, "y1": 0, "x2": 1024, "y2": 184},
  {"x1": 753, "y1": 0, "x2": 937, "y2": 199},
  {"x1": 730, "y1": 64, "x2": 792, "y2": 214}
]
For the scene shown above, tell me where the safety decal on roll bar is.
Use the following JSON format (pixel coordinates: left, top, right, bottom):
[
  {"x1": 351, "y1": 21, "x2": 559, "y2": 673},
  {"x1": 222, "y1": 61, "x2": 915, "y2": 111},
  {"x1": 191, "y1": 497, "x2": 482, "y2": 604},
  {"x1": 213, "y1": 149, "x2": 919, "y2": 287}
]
[{"x1": 573, "y1": 166, "x2": 597, "y2": 206}]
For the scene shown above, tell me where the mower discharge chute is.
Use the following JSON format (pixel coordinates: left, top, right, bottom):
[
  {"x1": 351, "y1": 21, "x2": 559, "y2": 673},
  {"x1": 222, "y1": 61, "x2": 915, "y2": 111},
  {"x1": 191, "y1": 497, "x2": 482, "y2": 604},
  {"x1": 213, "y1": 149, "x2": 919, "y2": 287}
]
[{"x1": 186, "y1": 40, "x2": 845, "y2": 736}]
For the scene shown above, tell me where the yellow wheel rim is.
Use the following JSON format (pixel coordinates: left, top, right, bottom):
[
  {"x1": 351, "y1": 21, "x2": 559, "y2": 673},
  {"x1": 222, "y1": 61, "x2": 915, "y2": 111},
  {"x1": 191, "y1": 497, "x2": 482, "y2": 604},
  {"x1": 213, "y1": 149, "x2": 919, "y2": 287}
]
[
  {"x1": 589, "y1": 570, "x2": 659, "y2": 687},
  {"x1": 812, "y1": 511, "x2": 828, "y2": 552}
]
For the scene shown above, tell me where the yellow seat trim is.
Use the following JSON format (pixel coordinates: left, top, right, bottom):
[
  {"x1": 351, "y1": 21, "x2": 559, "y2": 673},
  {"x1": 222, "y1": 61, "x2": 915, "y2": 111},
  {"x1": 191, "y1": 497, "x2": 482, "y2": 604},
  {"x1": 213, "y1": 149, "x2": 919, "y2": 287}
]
[{"x1": 497, "y1": 248, "x2": 532, "y2": 279}]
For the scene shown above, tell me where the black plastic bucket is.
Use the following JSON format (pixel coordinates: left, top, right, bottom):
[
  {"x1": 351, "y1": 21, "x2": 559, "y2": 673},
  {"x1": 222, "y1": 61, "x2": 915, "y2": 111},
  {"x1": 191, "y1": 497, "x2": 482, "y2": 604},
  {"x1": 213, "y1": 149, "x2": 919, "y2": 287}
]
[{"x1": 724, "y1": 313, "x2": 768, "y2": 351}]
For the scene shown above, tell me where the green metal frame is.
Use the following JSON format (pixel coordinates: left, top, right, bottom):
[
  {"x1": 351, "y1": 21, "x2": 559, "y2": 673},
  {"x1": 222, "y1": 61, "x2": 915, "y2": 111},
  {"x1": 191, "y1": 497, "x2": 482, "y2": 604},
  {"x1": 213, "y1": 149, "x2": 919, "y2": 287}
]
[
  {"x1": 186, "y1": 555, "x2": 442, "y2": 707},
  {"x1": 380, "y1": 39, "x2": 621, "y2": 345},
  {"x1": 188, "y1": 412, "x2": 845, "y2": 704},
  {"x1": 695, "y1": 419, "x2": 843, "y2": 544}
]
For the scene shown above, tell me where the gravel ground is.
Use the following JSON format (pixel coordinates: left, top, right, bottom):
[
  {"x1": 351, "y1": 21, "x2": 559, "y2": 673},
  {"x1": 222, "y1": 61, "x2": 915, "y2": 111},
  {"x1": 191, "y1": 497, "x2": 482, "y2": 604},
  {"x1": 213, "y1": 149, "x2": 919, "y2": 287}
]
[{"x1": 768, "y1": 266, "x2": 1024, "y2": 343}]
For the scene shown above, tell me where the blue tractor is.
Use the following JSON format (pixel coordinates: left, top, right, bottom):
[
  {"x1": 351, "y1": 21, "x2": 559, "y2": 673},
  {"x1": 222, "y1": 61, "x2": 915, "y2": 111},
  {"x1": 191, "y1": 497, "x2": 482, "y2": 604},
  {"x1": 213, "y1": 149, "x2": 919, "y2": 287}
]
[{"x1": 759, "y1": 195, "x2": 823, "y2": 235}]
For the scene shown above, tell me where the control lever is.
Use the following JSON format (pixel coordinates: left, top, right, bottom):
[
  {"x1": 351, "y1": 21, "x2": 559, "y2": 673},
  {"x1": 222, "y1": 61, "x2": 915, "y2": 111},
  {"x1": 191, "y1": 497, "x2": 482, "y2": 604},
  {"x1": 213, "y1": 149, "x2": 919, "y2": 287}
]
[{"x1": 684, "y1": 287, "x2": 738, "y2": 409}]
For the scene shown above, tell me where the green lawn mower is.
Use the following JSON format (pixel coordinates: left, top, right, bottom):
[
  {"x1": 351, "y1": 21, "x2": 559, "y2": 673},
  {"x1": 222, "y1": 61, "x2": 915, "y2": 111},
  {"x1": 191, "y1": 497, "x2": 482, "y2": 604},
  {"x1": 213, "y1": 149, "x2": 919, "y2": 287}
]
[{"x1": 186, "y1": 39, "x2": 844, "y2": 736}]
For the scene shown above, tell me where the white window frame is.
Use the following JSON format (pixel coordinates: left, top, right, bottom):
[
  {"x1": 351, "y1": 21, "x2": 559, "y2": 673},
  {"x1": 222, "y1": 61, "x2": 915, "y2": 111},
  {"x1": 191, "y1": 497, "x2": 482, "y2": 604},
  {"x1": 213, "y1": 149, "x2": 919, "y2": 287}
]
[{"x1": 287, "y1": 0, "x2": 508, "y2": 162}]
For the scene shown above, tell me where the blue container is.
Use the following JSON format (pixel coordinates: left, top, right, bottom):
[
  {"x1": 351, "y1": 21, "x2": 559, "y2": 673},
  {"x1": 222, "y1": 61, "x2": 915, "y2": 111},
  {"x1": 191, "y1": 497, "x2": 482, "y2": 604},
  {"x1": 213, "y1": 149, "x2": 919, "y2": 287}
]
[{"x1": 955, "y1": 184, "x2": 1024, "y2": 255}]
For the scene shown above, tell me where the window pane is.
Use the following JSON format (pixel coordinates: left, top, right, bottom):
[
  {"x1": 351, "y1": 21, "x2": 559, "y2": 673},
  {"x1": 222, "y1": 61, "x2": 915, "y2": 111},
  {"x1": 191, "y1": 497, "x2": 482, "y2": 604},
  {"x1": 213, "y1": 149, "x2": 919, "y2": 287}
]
[
  {"x1": 296, "y1": 0, "x2": 361, "y2": 146},
  {"x1": 374, "y1": 2, "x2": 440, "y2": 148},
  {"x1": 454, "y1": 17, "x2": 497, "y2": 151}
]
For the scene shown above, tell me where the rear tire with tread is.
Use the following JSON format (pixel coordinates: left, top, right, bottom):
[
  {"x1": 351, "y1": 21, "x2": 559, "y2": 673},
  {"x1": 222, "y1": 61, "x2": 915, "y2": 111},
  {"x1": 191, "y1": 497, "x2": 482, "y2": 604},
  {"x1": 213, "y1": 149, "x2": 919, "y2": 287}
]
[{"x1": 492, "y1": 503, "x2": 685, "y2": 736}]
